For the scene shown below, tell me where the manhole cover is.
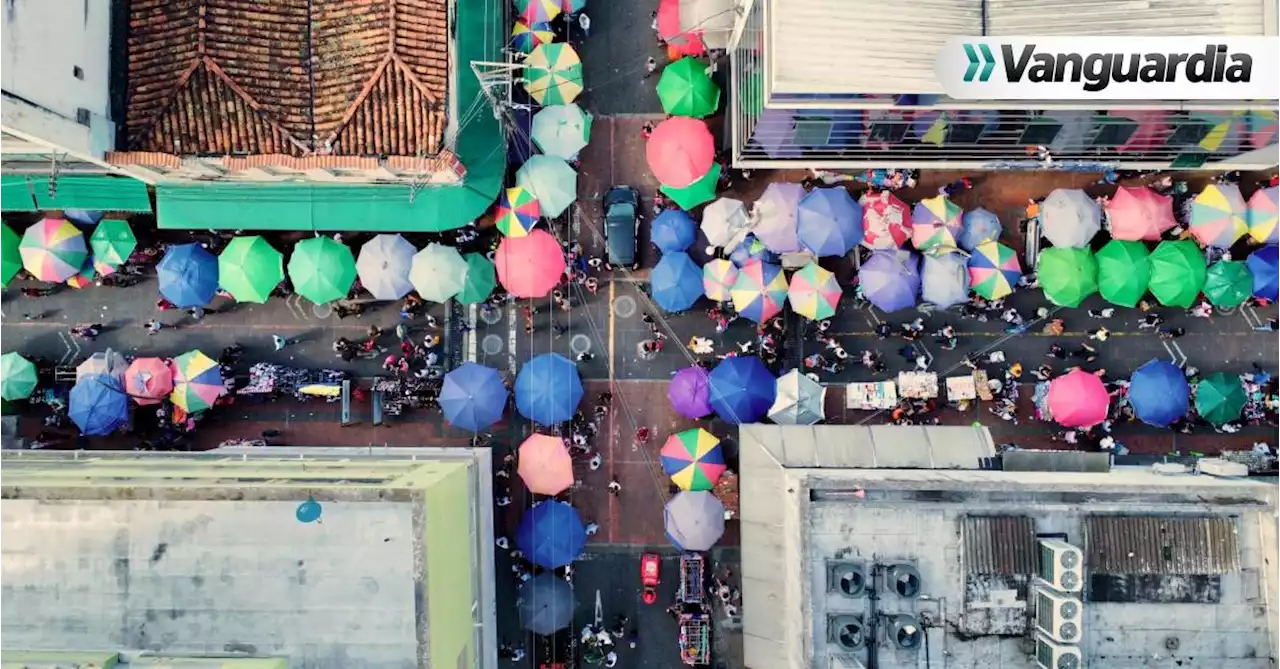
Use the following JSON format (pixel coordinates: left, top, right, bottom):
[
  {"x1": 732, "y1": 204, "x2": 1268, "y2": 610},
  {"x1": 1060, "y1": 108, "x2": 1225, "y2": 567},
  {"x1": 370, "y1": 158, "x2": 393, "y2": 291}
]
[
  {"x1": 479, "y1": 305, "x2": 504, "y2": 325},
  {"x1": 612, "y1": 295, "x2": 637, "y2": 318},
  {"x1": 312, "y1": 303, "x2": 334, "y2": 319},
  {"x1": 569, "y1": 334, "x2": 592, "y2": 355},
  {"x1": 481, "y1": 334, "x2": 504, "y2": 355}
]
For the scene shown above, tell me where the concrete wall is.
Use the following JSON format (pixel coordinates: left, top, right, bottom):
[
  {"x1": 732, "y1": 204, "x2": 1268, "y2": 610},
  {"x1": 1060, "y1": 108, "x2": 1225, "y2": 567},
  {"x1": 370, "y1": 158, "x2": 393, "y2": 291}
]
[{"x1": 424, "y1": 462, "x2": 479, "y2": 669}]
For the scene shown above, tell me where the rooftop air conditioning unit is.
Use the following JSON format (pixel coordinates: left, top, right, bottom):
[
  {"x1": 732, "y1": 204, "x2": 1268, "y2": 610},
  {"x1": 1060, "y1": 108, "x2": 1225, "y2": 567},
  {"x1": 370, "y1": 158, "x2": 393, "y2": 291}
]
[
  {"x1": 1034, "y1": 586, "x2": 1083, "y2": 644},
  {"x1": 826, "y1": 614, "x2": 866, "y2": 651},
  {"x1": 885, "y1": 563, "x2": 922, "y2": 598},
  {"x1": 885, "y1": 614, "x2": 923, "y2": 650},
  {"x1": 1038, "y1": 539, "x2": 1083, "y2": 593},
  {"x1": 1035, "y1": 633, "x2": 1083, "y2": 669},
  {"x1": 827, "y1": 560, "x2": 867, "y2": 598}
]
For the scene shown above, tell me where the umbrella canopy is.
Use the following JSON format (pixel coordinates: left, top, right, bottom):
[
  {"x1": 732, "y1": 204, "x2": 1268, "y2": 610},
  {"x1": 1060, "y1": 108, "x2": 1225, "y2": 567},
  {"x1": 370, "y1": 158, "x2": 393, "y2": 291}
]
[
  {"x1": 701, "y1": 197, "x2": 751, "y2": 249},
  {"x1": 518, "y1": 574, "x2": 576, "y2": 635},
  {"x1": 668, "y1": 0, "x2": 736, "y2": 50},
  {"x1": 661, "y1": 428, "x2": 726, "y2": 491},
  {"x1": 920, "y1": 249, "x2": 969, "y2": 309},
  {"x1": 968, "y1": 241, "x2": 1021, "y2": 300},
  {"x1": 657, "y1": 57, "x2": 721, "y2": 118},
  {"x1": 495, "y1": 230, "x2": 567, "y2": 298},
  {"x1": 669, "y1": 365, "x2": 713, "y2": 419},
  {"x1": 1038, "y1": 247, "x2": 1098, "y2": 308},
  {"x1": 727, "y1": 235, "x2": 776, "y2": 268},
  {"x1": 515, "y1": 0, "x2": 560, "y2": 24},
  {"x1": 517, "y1": 500, "x2": 587, "y2": 568},
  {"x1": 66, "y1": 258, "x2": 96, "y2": 289},
  {"x1": 656, "y1": 0, "x2": 706, "y2": 56},
  {"x1": 516, "y1": 155, "x2": 578, "y2": 218},
  {"x1": 1041, "y1": 189, "x2": 1102, "y2": 248},
  {"x1": 1247, "y1": 245, "x2": 1279, "y2": 301},
  {"x1": 519, "y1": 434, "x2": 576, "y2": 496},
  {"x1": 124, "y1": 357, "x2": 174, "y2": 406},
  {"x1": 218, "y1": 236, "x2": 284, "y2": 303},
  {"x1": 532, "y1": 104, "x2": 592, "y2": 160},
  {"x1": 859, "y1": 250, "x2": 921, "y2": 312},
  {"x1": 288, "y1": 237, "x2": 356, "y2": 305},
  {"x1": 511, "y1": 20, "x2": 555, "y2": 53},
  {"x1": 730, "y1": 260, "x2": 787, "y2": 323},
  {"x1": 1190, "y1": 183, "x2": 1248, "y2": 249},
  {"x1": 958, "y1": 208, "x2": 1001, "y2": 251},
  {"x1": 1095, "y1": 240, "x2": 1150, "y2": 308},
  {"x1": 496, "y1": 186, "x2": 541, "y2": 237},
  {"x1": 171, "y1": 349, "x2": 224, "y2": 412},
  {"x1": 524, "y1": 43, "x2": 582, "y2": 104},
  {"x1": 707, "y1": 355, "x2": 775, "y2": 424},
  {"x1": 753, "y1": 183, "x2": 803, "y2": 253},
  {"x1": 651, "y1": 209, "x2": 697, "y2": 253},
  {"x1": 158, "y1": 243, "x2": 219, "y2": 308},
  {"x1": 1203, "y1": 260, "x2": 1253, "y2": 309},
  {"x1": 702, "y1": 258, "x2": 738, "y2": 301},
  {"x1": 768, "y1": 369, "x2": 825, "y2": 425},
  {"x1": 1148, "y1": 240, "x2": 1206, "y2": 308},
  {"x1": 69, "y1": 374, "x2": 129, "y2": 436},
  {"x1": 651, "y1": 251, "x2": 704, "y2": 312},
  {"x1": 458, "y1": 253, "x2": 498, "y2": 305},
  {"x1": 440, "y1": 362, "x2": 507, "y2": 432},
  {"x1": 1247, "y1": 185, "x2": 1279, "y2": 245},
  {"x1": 355, "y1": 234, "x2": 415, "y2": 301},
  {"x1": 798, "y1": 187, "x2": 862, "y2": 257},
  {"x1": 1, "y1": 223, "x2": 21, "y2": 287},
  {"x1": 1128, "y1": 359, "x2": 1189, "y2": 427},
  {"x1": 89, "y1": 219, "x2": 137, "y2": 270},
  {"x1": 788, "y1": 262, "x2": 841, "y2": 320},
  {"x1": 1195, "y1": 372, "x2": 1246, "y2": 426},
  {"x1": 77, "y1": 350, "x2": 127, "y2": 382},
  {"x1": 647, "y1": 117, "x2": 715, "y2": 188},
  {"x1": 860, "y1": 191, "x2": 912, "y2": 249},
  {"x1": 0, "y1": 352, "x2": 37, "y2": 401},
  {"x1": 410, "y1": 243, "x2": 468, "y2": 303},
  {"x1": 20, "y1": 218, "x2": 88, "y2": 282},
  {"x1": 911, "y1": 196, "x2": 963, "y2": 251},
  {"x1": 1047, "y1": 369, "x2": 1109, "y2": 428},
  {"x1": 516, "y1": 353, "x2": 583, "y2": 426},
  {"x1": 1107, "y1": 186, "x2": 1175, "y2": 241},
  {"x1": 660, "y1": 162, "x2": 720, "y2": 211},
  {"x1": 664, "y1": 491, "x2": 725, "y2": 551}
]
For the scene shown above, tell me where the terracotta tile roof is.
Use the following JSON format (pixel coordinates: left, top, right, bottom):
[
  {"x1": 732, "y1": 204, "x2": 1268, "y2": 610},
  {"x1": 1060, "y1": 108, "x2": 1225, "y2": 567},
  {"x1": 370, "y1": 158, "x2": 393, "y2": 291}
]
[{"x1": 124, "y1": 0, "x2": 448, "y2": 158}]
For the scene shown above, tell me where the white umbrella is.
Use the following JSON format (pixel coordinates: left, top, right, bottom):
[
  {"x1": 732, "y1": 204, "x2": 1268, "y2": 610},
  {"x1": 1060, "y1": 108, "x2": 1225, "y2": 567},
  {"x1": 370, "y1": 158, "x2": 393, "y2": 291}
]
[
  {"x1": 702, "y1": 197, "x2": 752, "y2": 249},
  {"x1": 678, "y1": 0, "x2": 740, "y2": 49},
  {"x1": 769, "y1": 369, "x2": 826, "y2": 425},
  {"x1": 410, "y1": 243, "x2": 468, "y2": 303},
  {"x1": 664, "y1": 491, "x2": 726, "y2": 551},
  {"x1": 1041, "y1": 189, "x2": 1102, "y2": 248},
  {"x1": 920, "y1": 249, "x2": 970, "y2": 309},
  {"x1": 76, "y1": 350, "x2": 127, "y2": 383},
  {"x1": 356, "y1": 234, "x2": 416, "y2": 300}
]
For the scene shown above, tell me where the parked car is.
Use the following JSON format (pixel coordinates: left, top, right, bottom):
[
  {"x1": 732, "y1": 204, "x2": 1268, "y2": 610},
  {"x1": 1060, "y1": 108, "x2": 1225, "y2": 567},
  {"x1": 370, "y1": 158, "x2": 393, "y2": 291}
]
[{"x1": 603, "y1": 185, "x2": 641, "y2": 269}]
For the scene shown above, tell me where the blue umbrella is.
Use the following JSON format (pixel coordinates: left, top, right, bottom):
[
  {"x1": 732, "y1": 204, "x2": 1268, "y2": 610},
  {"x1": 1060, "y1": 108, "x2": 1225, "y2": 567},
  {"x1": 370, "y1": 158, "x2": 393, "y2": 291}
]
[
  {"x1": 516, "y1": 500, "x2": 587, "y2": 568},
  {"x1": 515, "y1": 353, "x2": 584, "y2": 425},
  {"x1": 859, "y1": 250, "x2": 921, "y2": 312},
  {"x1": 158, "y1": 243, "x2": 219, "y2": 307},
  {"x1": 797, "y1": 187, "x2": 862, "y2": 256},
  {"x1": 708, "y1": 356, "x2": 775, "y2": 424},
  {"x1": 651, "y1": 209, "x2": 696, "y2": 253},
  {"x1": 1246, "y1": 244, "x2": 1279, "y2": 301},
  {"x1": 651, "y1": 252, "x2": 704, "y2": 312},
  {"x1": 1128, "y1": 359, "x2": 1190, "y2": 427},
  {"x1": 69, "y1": 373, "x2": 129, "y2": 436},
  {"x1": 440, "y1": 362, "x2": 508, "y2": 432},
  {"x1": 728, "y1": 234, "x2": 778, "y2": 267},
  {"x1": 518, "y1": 573, "x2": 577, "y2": 635},
  {"x1": 958, "y1": 208, "x2": 1002, "y2": 251}
]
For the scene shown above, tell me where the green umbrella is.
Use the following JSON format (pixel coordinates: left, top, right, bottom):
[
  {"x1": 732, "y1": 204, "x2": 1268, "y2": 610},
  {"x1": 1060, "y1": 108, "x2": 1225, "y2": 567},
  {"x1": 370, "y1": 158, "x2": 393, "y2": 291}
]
[
  {"x1": 1095, "y1": 239, "x2": 1150, "y2": 308},
  {"x1": 219, "y1": 236, "x2": 284, "y2": 303},
  {"x1": 1, "y1": 223, "x2": 21, "y2": 287},
  {"x1": 287, "y1": 237, "x2": 356, "y2": 304},
  {"x1": 1148, "y1": 240, "x2": 1206, "y2": 308},
  {"x1": 1, "y1": 352, "x2": 38, "y2": 401},
  {"x1": 89, "y1": 219, "x2": 137, "y2": 269},
  {"x1": 409, "y1": 243, "x2": 468, "y2": 303},
  {"x1": 1037, "y1": 247, "x2": 1098, "y2": 308},
  {"x1": 1195, "y1": 372, "x2": 1246, "y2": 426},
  {"x1": 458, "y1": 253, "x2": 497, "y2": 304},
  {"x1": 1203, "y1": 259, "x2": 1252, "y2": 309},
  {"x1": 661, "y1": 162, "x2": 721, "y2": 211},
  {"x1": 657, "y1": 57, "x2": 722, "y2": 118}
]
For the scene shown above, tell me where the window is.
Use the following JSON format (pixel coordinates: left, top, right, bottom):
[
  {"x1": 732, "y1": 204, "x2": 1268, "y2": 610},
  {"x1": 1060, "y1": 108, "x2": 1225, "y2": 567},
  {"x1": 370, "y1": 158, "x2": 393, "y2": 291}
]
[{"x1": 1092, "y1": 120, "x2": 1138, "y2": 147}]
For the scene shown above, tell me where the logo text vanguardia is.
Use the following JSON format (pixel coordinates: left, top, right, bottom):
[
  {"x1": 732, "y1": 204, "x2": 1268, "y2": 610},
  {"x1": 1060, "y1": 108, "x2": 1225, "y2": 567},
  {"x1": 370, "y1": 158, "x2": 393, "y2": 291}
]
[{"x1": 964, "y1": 43, "x2": 1253, "y2": 91}]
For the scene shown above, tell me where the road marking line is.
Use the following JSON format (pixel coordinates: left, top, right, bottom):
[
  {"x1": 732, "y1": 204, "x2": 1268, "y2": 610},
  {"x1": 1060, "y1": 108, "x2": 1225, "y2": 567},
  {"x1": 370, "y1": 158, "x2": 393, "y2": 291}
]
[
  {"x1": 467, "y1": 304, "x2": 478, "y2": 363},
  {"x1": 608, "y1": 281, "x2": 616, "y2": 383},
  {"x1": 506, "y1": 299, "x2": 517, "y2": 376}
]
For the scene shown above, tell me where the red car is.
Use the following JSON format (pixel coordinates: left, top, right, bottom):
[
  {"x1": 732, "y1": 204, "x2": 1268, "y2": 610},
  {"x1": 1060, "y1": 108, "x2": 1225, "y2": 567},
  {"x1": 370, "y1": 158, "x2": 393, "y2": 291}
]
[{"x1": 640, "y1": 553, "x2": 661, "y2": 604}]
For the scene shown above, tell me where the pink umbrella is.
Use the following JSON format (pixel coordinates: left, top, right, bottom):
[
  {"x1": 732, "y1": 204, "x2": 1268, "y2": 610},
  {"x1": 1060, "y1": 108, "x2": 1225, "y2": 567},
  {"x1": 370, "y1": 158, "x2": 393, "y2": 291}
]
[
  {"x1": 646, "y1": 117, "x2": 715, "y2": 188},
  {"x1": 1047, "y1": 369, "x2": 1109, "y2": 428},
  {"x1": 518, "y1": 434, "x2": 575, "y2": 496},
  {"x1": 1107, "y1": 186, "x2": 1175, "y2": 241},
  {"x1": 496, "y1": 229, "x2": 567, "y2": 298},
  {"x1": 124, "y1": 357, "x2": 174, "y2": 405},
  {"x1": 860, "y1": 191, "x2": 912, "y2": 249}
]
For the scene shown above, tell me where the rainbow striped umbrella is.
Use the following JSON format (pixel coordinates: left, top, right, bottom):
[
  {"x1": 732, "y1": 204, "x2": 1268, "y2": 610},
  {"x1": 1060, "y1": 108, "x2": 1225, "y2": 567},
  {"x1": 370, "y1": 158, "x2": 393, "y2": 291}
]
[
  {"x1": 967, "y1": 241, "x2": 1021, "y2": 300},
  {"x1": 170, "y1": 350, "x2": 224, "y2": 412},
  {"x1": 911, "y1": 195, "x2": 962, "y2": 251},
  {"x1": 660, "y1": 428, "x2": 726, "y2": 491},
  {"x1": 787, "y1": 262, "x2": 841, "y2": 320},
  {"x1": 524, "y1": 43, "x2": 583, "y2": 105},
  {"x1": 1190, "y1": 183, "x2": 1248, "y2": 249},
  {"x1": 702, "y1": 258, "x2": 738, "y2": 301},
  {"x1": 19, "y1": 218, "x2": 87, "y2": 282},
  {"x1": 66, "y1": 258, "x2": 96, "y2": 289},
  {"x1": 496, "y1": 186, "x2": 541, "y2": 237},
  {"x1": 731, "y1": 260, "x2": 787, "y2": 323},
  {"x1": 1247, "y1": 186, "x2": 1278, "y2": 245},
  {"x1": 516, "y1": 0, "x2": 561, "y2": 24},
  {"x1": 511, "y1": 20, "x2": 554, "y2": 53}
]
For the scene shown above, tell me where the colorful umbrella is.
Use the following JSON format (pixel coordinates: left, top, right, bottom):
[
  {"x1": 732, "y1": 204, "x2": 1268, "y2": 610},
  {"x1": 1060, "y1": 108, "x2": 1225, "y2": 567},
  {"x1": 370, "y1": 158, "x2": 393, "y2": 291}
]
[
  {"x1": 495, "y1": 230, "x2": 566, "y2": 298},
  {"x1": 651, "y1": 209, "x2": 697, "y2": 253},
  {"x1": 77, "y1": 350, "x2": 127, "y2": 382},
  {"x1": 1107, "y1": 186, "x2": 1176, "y2": 241},
  {"x1": 560, "y1": 0, "x2": 586, "y2": 12},
  {"x1": 287, "y1": 236, "x2": 356, "y2": 305},
  {"x1": 1095, "y1": 239, "x2": 1150, "y2": 308},
  {"x1": 728, "y1": 234, "x2": 775, "y2": 268},
  {"x1": 702, "y1": 258, "x2": 738, "y2": 301},
  {"x1": 958, "y1": 208, "x2": 1001, "y2": 251},
  {"x1": 1190, "y1": 183, "x2": 1248, "y2": 249},
  {"x1": 859, "y1": 250, "x2": 920, "y2": 312},
  {"x1": 708, "y1": 355, "x2": 775, "y2": 424},
  {"x1": 753, "y1": 183, "x2": 803, "y2": 253},
  {"x1": 515, "y1": 0, "x2": 561, "y2": 28},
  {"x1": 516, "y1": 155, "x2": 578, "y2": 219},
  {"x1": 798, "y1": 187, "x2": 862, "y2": 257},
  {"x1": 669, "y1": 365, "x2": 713, "y2": 419},
  {"x1": 768, "y1": 369, "x2": 825, "y2": 425},
  {"x1": 124, "y1": 357, "x2": 174, "y2": 405},
  {"x1": 730, "y1": 260, "x2": 787, "y2": 323},
  {"x1": 66, "y1": 258, "x2": 96, "y2": 289},
  {"x1": 524, "y1": 43, "x2": 582, "y2": 105},
  {"x1": 19, "y1": 217, "x2": 87, "y2": 282},
  {"x1": 0, "y1": 352, "x2": 37, "y2": 401},
  {"x1": 967, "y1": 241, "x2": 1020, "y2": 300},
  {"x1": 656, "y1": 57, "x2": 721, "y2": 118},
  {"x1": 158, "y1": 243, "x2": 219, "y2": 308},
  {"x1": 354, "y1": 234, "x2": 415, "y2": 301},
  {"x1": 1, "y1": 223, "x2": 21, "y2": 287},
  {"x1": 702, "y1": 197, "x2": 751, "y2": 250},
  {"x1": 860, "y1": 191, "x2": 912, "y2": 249},
  {"x1": 788, "y1": 262, "x2": 841, "y2": 320},
  {"x1": 515, "y1": 353, "x2": 583, "y2": 426},
  {"x1": 517, "y1": 501, "x2": 586, "y2": 568},
  {"x1": 911, "y1": 196, "x2": 962, "y2": 251},
  {"x1": 89, "y1": 219, "x2": 136, "y2": 270},
  {"x1": 1195, "y1": 372, "x2": 1246, "y2": 426},
  {"x1": 646, "y1": 117, "x2": 715, "y2": 188},
  {"x1": 1247, "y1": 245, "x2": 1279, "y2": 301},
  {"x1": 440, "y1": 362, "x2": 507, "y2": 432},
  {"x1": 1128, "y1": 360, "x2": 1189, "y2": 427},
  {"x1": 532, "y1": 104, "x2": 592, "y2": 160},
  {"x1": 651, "y1": 251, "x2": 704, "y2": 312},
  {"x1": 1047, "y1": 369, "x2": 1109, "y2": 428},
  {"x1": 1148, "y1": 240, "x2": 1206, "y2": 308},
  {"x1": 1203, "y1": 260, "x2": 1252, "y2": 309},
  {"x1": 660, "y1": 428, "x2": 726, "y2": 491},
  {"x1": 1247, "y1": 186, "x2": 1279, "y2": 245},
  {"x1": 458, "y1": 252, "x2": 498, "y2": 305},
  {"x1": 1040, "y1": 189, "x2": 1101, "y2": 249},
  {"x1": 665, "y1": 491, "x2": 725, "y2": 551},
  {"x1": 518, "y1": 573, "x2": 576, "y2": 635},
  {"x1": 511, "y1": 20, "x2": 554, "y2": 53},
  {"x1": 218, "y1": 236, "x2": 283, "y2": 303},
  {"x1": 519, "y1": 434, "x2": 576, "y2": 496},
  {"x1": 660, "y1": 162, "x2": 720, "y2": 211},
  {"x1": 920, "y1": 249, "x2": 969, "y2": 309},
  {"x1": 656, "y1": 0, "x2": 707, "y2": 57},
  {"x1": 1038, "y1": 247, "x2": 1098, "y2": 308},
  {"x1": 410, "y1": 243, "x2": 468, "y2": 303},
  {"x1": 496, "y1": 186, "x2": 541, "y2": 237},
  {"x1": 170, "y1": 349, "x2": 224, "y2": 413},
  {"x1": 69, "y1": 374, "x2": 129, "y2": 436}
]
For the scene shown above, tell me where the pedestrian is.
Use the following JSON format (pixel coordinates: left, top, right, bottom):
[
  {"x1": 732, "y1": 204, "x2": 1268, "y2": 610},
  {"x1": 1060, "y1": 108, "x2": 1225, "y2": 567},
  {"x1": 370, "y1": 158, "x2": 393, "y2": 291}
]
[
  {"x1": 1159, "y1": 326, "x2": 1186, "y2": 340},
  {"x1": 1088, "y1": 327, "x2": 1110, "y2": 342},
  {"x1": 607, "y1": 479, "x2": 622, "y2": 495},
  {"x1": 585, "y1": 521, "x2": 599, "y2": 536},
  {"x1": 914, "y1": 355, "x2": 930, "y2": 372},
  {"x1": 1087, "y1": 308, "x2": 1115, "y2": 319},
  {"x1": 604, "y1": 651, "x2": 618, "y2": 668},
  {"x1": 395, "y1": 322, "x2": 410, "y2": 341},
  {"x1": 495, "y1": 536, "x2": 509, "y2": 550},
  {"x1": 367, "y1": 324, "x2": 383, "y2": 340},
  {"x1": 576, "y1": 351, "x2": 594, "y2": 362},
  {"x1": 875, "y1": 322, "x2": 893, "y2": 340},
  {"x1": 272, "y1": 335, "x2": 288, "y2": 351},
  {"x1": 551, "y1": 321, "x2": 567, "y2": 338},
  {"x1": 643, "y1": 56, "x2": 657, "y2": 79},
  {"x1": 1046, "y1": 343, "x2": 1068, "y2": 359},
  {"x1": 1137, "y1": 313, "x2": 1164, "y2": 330},
  {"x1": 897, "y1": 344, "x2": 916, "y2": 360},
  {"x1": 188, "y1": 306, "x2": 205, "y2": 321},
  {"x1": 578, "y1": 11, "x2": 590, "y2": 36},
  {"x1": 144, "y1": 320, "x2": 164, "y2": 335}
]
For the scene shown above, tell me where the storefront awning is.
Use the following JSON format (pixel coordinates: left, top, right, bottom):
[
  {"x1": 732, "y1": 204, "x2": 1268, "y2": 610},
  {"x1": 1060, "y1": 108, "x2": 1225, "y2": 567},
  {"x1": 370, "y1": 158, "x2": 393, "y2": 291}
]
[{"x1": 1, "y1": 174, "x2": 153, "y2": 213}]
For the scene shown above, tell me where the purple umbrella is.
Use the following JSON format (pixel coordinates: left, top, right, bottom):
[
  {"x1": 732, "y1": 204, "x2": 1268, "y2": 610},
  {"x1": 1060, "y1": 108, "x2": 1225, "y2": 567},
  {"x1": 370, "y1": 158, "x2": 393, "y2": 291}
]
[
  {"x1": 859, "y1": 249, "x2": 920, "y2": 312},
  {"x1": 669, "y1": 365, "x2": 713, "y2": 419},
  {"x1": 753, "y1": 183, "x2": 804, "y2": 253}
]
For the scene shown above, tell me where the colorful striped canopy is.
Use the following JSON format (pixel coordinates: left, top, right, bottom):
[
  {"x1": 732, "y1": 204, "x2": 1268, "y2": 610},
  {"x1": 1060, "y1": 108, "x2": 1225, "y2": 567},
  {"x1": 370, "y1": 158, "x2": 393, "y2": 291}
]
[
  {"x1": 968, "y1": 243, "x2": 1020, "y2": 301},
  {"x1": 910, "y1": 195, "x2": 962, "y2": 251},
  {"x1": 660, "y1": 428, "x2": 726, "y2": 491},
  {"x1": 702, "y1": 258, "x2": 738, "y2": 301},
  {"x1": 1247, "y1": 185, "x2": 1278, "y2": 245},
  {"x1": 524, "y1": 43, "x2": 582, "y2": 105},
  {"x1": 510, "y1": 20, "x2": 554, "y2": 53},
  {"x1": 787, "y1": 262, "x2": 841, "y2": 320},
  {"x1": 496, "y1": 186, "x2": 541, "y2": 237},
  {"x1": 219, "y1": 236, "x2": 284, "y2": 303},
  {"x1": 1190, "y1": 183, "x2": 1248, "y2": 249},
  {"x1": 515, "y1": 0, "x2": 560, "y2": 25},
  {"x1": 730, "y1": 260, "x2": 787, "y2": 323},
  {"x1": 19, "y1": 218, "x2": 87, "y2": 282},
  {"x1": 125, "y1": 357, "x2": 174, "y2": 405},
  {"x1": 170, "y1": 350, "x2": 224, "y2": 412}
]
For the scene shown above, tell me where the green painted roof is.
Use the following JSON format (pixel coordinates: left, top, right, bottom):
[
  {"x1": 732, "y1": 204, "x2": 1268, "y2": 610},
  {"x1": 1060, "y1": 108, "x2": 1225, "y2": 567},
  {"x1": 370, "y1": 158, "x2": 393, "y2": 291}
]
[{"x1": 1, "y1": 174, "x2": 152, "y2": 213}]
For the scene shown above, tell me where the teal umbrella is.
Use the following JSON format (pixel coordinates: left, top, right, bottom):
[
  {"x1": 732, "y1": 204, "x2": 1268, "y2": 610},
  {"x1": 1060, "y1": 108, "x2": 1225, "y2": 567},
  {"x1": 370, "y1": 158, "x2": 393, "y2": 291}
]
[
  {"x1": 516, "y1": 155, "x2": 578, "y2": 218},
  {"x1": 531, "y1": 104, "x2": 592, "y2": 160}
]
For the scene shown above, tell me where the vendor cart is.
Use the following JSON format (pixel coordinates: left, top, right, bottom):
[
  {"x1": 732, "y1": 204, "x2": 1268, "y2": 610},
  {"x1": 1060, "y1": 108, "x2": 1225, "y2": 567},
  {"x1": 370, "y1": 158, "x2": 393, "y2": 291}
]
[
  {"x1": 897, "y1": 372, "x2": 939, "y2": 399},
  {"x1": 678, "y1": 553, "x2": 705, "y2": 606},
  {"x1": 946, "y1": 375, "x2": 977, "y2": 402},
  {"x1": 846, "y1": 381, "x2": 898, "y2": 410},
  {"x1": 679, "y1": 612, "x2": 711, "y2": 665},
  {"x1": 640, "y1": 553, "x2": 661, "y2": 604}
]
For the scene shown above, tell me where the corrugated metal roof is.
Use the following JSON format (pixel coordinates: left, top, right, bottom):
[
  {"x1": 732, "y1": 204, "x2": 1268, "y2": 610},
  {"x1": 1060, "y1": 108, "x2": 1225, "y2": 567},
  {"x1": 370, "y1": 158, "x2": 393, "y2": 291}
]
[
  {"x1": 987, "y1": 0, "x2": 1268, "y2": 36},
  {"x1": 749, "y1": 424, "x2": 995, "y2": 469},
  {"x1": 1085, "y1": 516, "x2": 1241, "y2": 575},
  {"x1": 962, "y1": 516, "x2": 1038, "y2": 575}
]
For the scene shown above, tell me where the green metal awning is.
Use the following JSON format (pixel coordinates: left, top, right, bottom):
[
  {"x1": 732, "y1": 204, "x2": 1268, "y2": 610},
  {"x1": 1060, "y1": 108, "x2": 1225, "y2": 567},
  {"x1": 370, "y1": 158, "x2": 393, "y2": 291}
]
[{"x1": 1, "y1": 174, "x2": 152, "y2": 213}]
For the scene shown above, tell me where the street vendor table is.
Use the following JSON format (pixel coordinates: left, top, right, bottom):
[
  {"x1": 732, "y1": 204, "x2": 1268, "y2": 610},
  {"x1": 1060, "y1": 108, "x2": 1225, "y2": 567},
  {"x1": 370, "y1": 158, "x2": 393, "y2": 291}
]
[
  {"x1": 846, "y1": 382, "x2": 898, "y2": 410},
  {"x1": 946, "y1": 375, "x2": 977, "y2": 401},
  {"x1": 897, "y1": 372, "x2": 939, "y2": 399}
]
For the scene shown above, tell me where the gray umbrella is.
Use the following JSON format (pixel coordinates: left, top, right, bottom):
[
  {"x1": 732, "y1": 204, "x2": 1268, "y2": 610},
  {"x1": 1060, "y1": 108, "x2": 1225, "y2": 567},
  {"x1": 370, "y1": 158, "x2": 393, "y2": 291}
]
[
  {"x1": 518, "y1": 573, "x2": 576, "y2": 635},
  {"x1": 665, "y1": 491, "x2": 726, "y2": 551},
  {"x1": 920, "y1": 249, "x2": 970, "y2": 309},
  {"x1": 769, "y1": 369, "x2": 826, "y2": 425},
  {"x1": 1041, "y1": 189, "x2": 1102, "y2": 248}
]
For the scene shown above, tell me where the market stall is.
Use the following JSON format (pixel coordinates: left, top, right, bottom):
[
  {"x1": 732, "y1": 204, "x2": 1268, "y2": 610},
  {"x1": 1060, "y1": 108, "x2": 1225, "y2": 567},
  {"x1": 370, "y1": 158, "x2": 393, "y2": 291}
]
[
  {"x1": 897, "y1": 372, "x2": 939, "y2": 399},
  {"x1": 846, "y1": 381, "x2": 898, "y2": 410}
]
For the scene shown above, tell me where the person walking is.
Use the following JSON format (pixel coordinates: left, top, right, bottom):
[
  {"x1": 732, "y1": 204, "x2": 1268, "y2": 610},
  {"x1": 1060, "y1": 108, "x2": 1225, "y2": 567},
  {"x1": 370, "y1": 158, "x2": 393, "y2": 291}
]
[
  {"x1": 1159, "y1": 326, "x2": 1186, "y2": 340},
  {"x1": 1088, "y1": 327, "x2": 1110, "y2": 342},
  {"x1": 272, "y1": 335, "x2": 289, "y2": 351},
  {"x1": 1087, "y1": 308, "x2": 1115, "y2": 319},
  {"x1": 577, "y1": 11, "x2": 590, "y2": 36},
  {"x1": 643, "y1": 56, "x2": 657, "y2": 80},
  {"x1": 144, "y1": 320, "x2": 164, "y2": 335},
  {"x1": 607, "y1": 479, "x2": 622, "y2": 495}
]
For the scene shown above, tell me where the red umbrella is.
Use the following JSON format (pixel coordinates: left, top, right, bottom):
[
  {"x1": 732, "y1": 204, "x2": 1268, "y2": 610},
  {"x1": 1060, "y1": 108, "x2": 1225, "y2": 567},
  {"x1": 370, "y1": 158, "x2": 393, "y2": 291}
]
[
  {"x1": 657, "y1": 0, "x2": 707, "y2": 56},
  {"x1": 646, "y1": 117, "x2": 715, "y2": 189},
  {"x1": 124, "y1": 357, "x2": 174, "y2": 405},
  {"x1": 496, "y1": 229, "x2": 567, "y2": 298},
  {"x1": 1047, "y1": 369, "x2": 1109, "y2": 428},
  {"x1": 860, "y1": 191, "x2": 912, "y2": 249},
  {"x1": 518, "y1": 434, "x2": 575, "y2": 496},
  {"x1": 1107, "y1": 186, "x2": 1175, "y2": 241},
  {"x1": 1114, "y1": 110, "x2": 1169, "y2": 153}
]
